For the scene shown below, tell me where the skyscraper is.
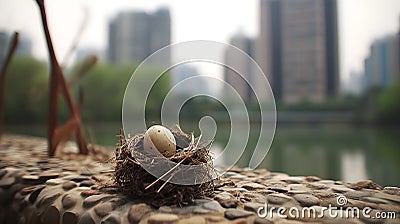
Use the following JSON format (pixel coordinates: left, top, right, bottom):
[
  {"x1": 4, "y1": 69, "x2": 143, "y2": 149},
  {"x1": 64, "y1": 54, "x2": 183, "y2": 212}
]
[
  {"x1": 171, "y1": 64, "x2": 210, "y2": 95},
  {"x1": 256, "y1": 0, "x2": 339, "y2": 103},
  {"x1": 107, "y1": 8, "x2": 171, "y2": 65},
  {"x1": 224, "y1": 32, "x2": 255, "y2": 102},
  {"x1": 364, "y1": 34, "x2": 400, "y2": 89},
  {"x1": 150, "y1": 8, "x2": 171, "y2": 65}
]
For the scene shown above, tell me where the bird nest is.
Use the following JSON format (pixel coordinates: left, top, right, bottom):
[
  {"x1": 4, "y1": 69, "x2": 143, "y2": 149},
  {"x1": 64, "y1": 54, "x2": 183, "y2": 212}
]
[{"x1": 112, "y1": 127, "x2": 217, "y2": 207}]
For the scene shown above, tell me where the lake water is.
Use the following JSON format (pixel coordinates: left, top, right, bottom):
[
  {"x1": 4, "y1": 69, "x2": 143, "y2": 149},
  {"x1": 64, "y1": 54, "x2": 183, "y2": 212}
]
[{"x1": 5, "y1": 123, "x2": 400, "y2": 187}]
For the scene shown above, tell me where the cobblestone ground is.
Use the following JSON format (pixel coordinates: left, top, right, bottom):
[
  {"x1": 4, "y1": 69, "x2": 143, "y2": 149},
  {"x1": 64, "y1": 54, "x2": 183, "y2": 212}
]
[{"x1": 0, "y1": 135, "x2": 399, "y2": 224}]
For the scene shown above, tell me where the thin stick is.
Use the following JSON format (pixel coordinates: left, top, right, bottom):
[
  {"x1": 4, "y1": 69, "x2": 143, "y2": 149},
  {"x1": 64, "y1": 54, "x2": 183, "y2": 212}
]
[
  {"x1": 156, "y1": 170, "x2": 177, "y2": 193},
  {"x1": 126, "y1": 156, "x2": 140, "y2": 165},
  {"x1": 0, "y1": 32, "x2": 19, "y2": 138},
  {"x1": 68, "y1": 54, "x2": 98, "y2": 87},
  {"x1": 145, "y1": 157, "x2": 187, "y2": 190},
  {"x1": 194, "y1": 134, "x2": 202, "y2": 150},
  {"x1": 61, "y1": 6, "x2": 89, "y2": 67},
  {"x1": 87, "y1": 126, "x2": 96, "y2": 146},
  {"x1": 35, "y1": 0, "x2": 88, "y2": 156}
]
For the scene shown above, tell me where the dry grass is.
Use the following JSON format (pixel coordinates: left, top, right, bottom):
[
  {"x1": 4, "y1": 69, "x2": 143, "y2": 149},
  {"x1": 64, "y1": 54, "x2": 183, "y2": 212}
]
[{"x1": 111, "y1": 127, "x2": 216, "y2": 207}]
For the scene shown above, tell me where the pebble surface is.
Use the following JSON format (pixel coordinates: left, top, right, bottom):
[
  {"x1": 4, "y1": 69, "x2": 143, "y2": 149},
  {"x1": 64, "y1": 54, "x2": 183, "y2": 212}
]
[{"x1": 0, "y1": 135, "x2": 399, "y2": 224}]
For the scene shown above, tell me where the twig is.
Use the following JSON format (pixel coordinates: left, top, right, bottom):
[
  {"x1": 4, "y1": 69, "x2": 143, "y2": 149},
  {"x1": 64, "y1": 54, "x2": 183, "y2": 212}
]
[
  {"x1": 62, "y1": 6, "x2": 89, "y2": 67},
  {"x1": 157, "y1": 170, "x2": 177, "y2": 193},
  {"x1": 87, "y1": 126, "x2": 96, "y2": 146},
  {"x1": 35, "y1": 0, "x2": 88, "y2": 156},
  {"x1": 126, "y1": 156, "x2": 140, "y2": 165},
  {"x1": 0, "y1": 32, "x2": 19, "y2": 138},
  {"x1": 68, "y1": 54, "x2": 98, "y2": 87},
  {"x1": 145, "y1": 157, "x2": 187, "y2": 190}
]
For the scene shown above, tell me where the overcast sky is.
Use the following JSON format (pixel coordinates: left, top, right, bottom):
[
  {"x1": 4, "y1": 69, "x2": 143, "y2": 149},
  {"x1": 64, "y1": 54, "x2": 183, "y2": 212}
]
[{"x1": 0, "y1": 0, "x2": 399, "y2": 82}]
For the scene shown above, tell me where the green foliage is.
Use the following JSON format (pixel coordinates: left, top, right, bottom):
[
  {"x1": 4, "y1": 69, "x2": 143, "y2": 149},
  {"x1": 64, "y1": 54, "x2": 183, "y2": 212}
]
[
  {"x1": 3, "y1": 57, "x2": 172, "y2": 124},
  {"x1": 144, "y1": 68, "x2": 171, "y2": 123},
  {"x1": 357, "y1": 82, "x2": 400, "y2": 124},
  {"x1": 4, "y1": 57, "x2": 399, "y2": 125},
  {"x1": 376, "y1": 81, "x2": 400, "y2": 123},
  {"x1": 77, "y1": 63, "x2": 133, "y2": 121},
  {"x1": 4, "y1": 57, "x2": 48, "y2": 123},
  {"x1": 77, "y1": 63, "x2": 172, "y2": 123}
]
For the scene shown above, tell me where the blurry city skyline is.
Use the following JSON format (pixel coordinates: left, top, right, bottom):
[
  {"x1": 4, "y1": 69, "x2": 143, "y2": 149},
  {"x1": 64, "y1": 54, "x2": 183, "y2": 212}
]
[{"x1": 0, "y1": 0, "x2": 399, "y2": 86}]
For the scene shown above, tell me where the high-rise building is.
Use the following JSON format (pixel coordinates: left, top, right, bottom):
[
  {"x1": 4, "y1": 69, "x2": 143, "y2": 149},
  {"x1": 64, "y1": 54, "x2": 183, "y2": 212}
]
[
  {"x1": 256, "y1": 0, "x2": 339, "y2": 103},
  {"x1": 364, "y1": 34, "x2": 400, "y2": 90},
  {"x1": 171, "y1": 64, "x2": 210, "y2": 95},
  {"x1": 107, "y1": 8, "x2": 171, "y2": 65},
  {"x1": 150, "y1": 8, "x2": 171, "y2": 65},
  {"x1": 224, "y1": 32, "x2": 255, "y2": 102}
]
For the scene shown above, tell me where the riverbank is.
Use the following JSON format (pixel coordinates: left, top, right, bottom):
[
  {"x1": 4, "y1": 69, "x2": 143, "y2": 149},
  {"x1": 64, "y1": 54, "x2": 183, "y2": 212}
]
[{"x1": 0, "y1": 135, "x2": 399, "y2": 224}]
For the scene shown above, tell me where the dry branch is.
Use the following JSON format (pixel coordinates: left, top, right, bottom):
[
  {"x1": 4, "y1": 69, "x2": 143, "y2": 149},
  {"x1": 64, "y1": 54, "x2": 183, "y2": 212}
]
[{"x1": 35, "y1": 0, "x2": 88, "y2": 156}]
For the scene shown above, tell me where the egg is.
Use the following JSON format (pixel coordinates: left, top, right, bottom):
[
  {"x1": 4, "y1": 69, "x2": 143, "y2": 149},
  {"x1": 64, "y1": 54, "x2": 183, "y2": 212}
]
[{"x1": 143, "y1": 125, "x2": 176, "y2": 157}]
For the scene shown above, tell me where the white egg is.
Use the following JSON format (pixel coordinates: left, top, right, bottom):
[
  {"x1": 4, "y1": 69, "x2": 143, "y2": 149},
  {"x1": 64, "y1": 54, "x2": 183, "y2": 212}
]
[{"x1": 143, "y1": 125, "x2": 176, "y2": 157}]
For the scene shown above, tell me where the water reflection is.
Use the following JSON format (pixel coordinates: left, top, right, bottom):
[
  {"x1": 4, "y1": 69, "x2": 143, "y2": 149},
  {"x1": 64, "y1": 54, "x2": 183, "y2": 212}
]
[
  {"x1": 213, "y1": 125, "x2": 400, "y2": 187},
  {"x1": 341, "y1": 151, "x2": 368, "y2": 183}
]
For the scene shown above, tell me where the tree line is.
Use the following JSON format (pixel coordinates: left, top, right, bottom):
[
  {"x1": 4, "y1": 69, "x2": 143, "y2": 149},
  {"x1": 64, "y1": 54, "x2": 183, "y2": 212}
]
[
  {"x1": 3, "y1": 56, "x2": 170, "y2": 124},
  {"x1": 3, "y1": 56, "x2": 400, "y2": 125}
]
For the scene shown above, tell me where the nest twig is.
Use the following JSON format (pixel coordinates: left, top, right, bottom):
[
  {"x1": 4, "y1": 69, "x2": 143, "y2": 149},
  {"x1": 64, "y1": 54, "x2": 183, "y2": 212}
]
[{"x1": 111, "y1": 128, "x2": 216, "y2": 207}]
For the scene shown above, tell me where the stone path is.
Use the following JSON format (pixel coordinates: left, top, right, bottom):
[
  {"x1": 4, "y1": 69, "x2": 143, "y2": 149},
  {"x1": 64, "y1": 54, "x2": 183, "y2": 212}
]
[{"x1": 0, "y1": 135, "x2": 399, "y2": 224}]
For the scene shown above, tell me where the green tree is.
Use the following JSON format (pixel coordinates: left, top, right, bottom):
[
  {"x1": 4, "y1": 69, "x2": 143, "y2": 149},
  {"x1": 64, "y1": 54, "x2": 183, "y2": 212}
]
[
  {"x1": 77, "y1": 63, "x2": 171, "y2": 123},
  {"x1": 376, "y1": 81, "x2": 400, "y2": 123},
  {"x1": 4, "y1": 57, "x2": 48, "y2": 123},
  {"x1": 77, "y1": 63, "x2": 133, "y2": 121},
  {"x1": 3, "y1": 58, "x2": 173, "y2": 124}
]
